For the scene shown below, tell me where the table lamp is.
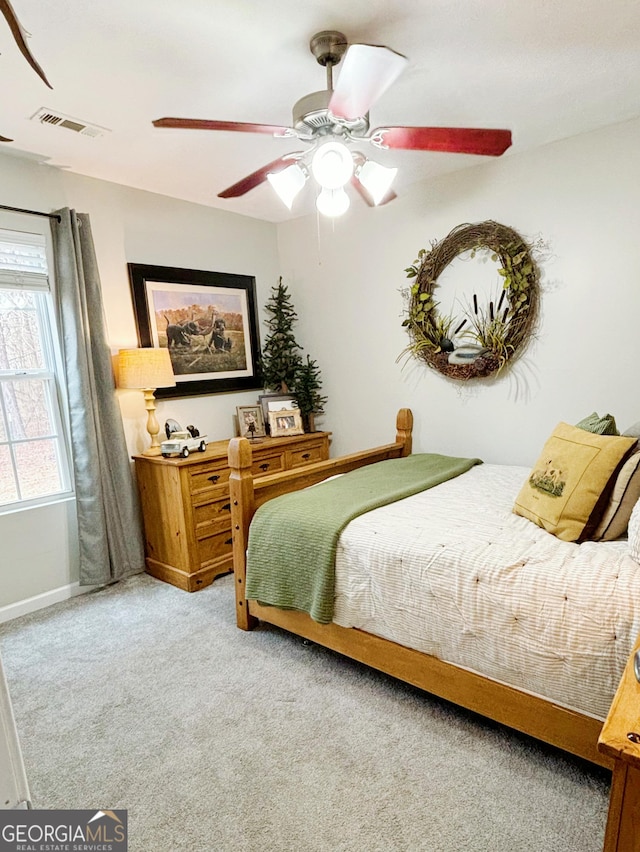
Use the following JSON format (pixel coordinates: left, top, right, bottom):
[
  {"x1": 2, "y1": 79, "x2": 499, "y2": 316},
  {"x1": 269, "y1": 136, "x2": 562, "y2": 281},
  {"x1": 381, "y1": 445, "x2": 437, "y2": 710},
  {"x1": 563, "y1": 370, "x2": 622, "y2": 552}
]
[{"x1": 117, "y1": 348, "x2": 176, "y2": 455}]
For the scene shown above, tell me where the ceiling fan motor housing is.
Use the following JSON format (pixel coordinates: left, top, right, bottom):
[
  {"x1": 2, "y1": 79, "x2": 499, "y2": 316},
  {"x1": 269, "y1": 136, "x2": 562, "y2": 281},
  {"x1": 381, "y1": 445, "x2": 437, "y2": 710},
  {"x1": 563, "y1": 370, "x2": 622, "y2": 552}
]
[
  {"x1": 292, "y1": 89, "x2": 370, "y2": 136},
  {"x1": 294, "y1": 32, "x2": 369, "y2": 137}
]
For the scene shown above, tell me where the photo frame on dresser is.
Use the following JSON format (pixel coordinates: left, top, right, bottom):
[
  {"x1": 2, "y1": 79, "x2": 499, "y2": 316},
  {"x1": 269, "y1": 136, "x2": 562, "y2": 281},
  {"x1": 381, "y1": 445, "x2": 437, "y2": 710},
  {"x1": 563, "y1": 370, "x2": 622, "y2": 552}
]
[
  {"x1": 258, "y1": 393, "x2": 299, "y2": 432},
  {"x1": 268, "y1": 408, "x2": 304, "y2": 437},
  {"x1": 128, "y1": 263, "x2": 262, "y2": 398},
  {"x1": 236, "y1": 405, "x2": 266, "y2": 439}
]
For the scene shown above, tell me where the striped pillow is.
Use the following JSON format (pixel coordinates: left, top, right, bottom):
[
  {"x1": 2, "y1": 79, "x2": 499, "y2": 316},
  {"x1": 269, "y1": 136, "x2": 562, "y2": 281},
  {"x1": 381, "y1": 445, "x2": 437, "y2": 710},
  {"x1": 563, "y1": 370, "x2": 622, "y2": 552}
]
[
  {"x1": 575, "y1": 412, "x2": 619, "y2": 435},
  {"x1": 593, "y1": 448, "x2": 640, "y2": 540}
]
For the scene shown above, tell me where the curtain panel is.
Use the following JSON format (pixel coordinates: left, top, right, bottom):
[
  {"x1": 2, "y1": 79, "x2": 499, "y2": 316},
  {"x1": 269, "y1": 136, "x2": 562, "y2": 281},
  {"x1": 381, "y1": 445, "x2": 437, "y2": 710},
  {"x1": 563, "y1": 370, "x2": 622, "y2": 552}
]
[{"x1": 51, "y1": 209, "x2": 145, "y2": 585}]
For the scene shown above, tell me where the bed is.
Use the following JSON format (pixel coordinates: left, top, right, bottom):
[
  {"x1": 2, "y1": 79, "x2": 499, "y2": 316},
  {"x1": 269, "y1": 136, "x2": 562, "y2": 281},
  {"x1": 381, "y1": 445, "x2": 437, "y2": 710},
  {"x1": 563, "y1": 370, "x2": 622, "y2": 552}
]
[{"x1": 228, "y1": 408, "x2": 640, "y2": 820}]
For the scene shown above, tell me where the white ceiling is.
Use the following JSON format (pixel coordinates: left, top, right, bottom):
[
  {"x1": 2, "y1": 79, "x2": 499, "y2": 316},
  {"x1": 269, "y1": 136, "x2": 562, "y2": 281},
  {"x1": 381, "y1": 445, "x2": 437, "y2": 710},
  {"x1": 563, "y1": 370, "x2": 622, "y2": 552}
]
[{"x1": 2, "y1": 0, "x2": 640, "y2": 223}]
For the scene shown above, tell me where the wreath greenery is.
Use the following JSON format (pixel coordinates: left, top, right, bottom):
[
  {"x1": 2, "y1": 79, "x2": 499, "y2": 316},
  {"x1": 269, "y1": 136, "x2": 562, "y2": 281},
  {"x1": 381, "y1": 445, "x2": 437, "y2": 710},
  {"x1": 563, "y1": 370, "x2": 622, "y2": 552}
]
[{"x1": 401, "y1": 220, "x2": 541, "y2": 380}]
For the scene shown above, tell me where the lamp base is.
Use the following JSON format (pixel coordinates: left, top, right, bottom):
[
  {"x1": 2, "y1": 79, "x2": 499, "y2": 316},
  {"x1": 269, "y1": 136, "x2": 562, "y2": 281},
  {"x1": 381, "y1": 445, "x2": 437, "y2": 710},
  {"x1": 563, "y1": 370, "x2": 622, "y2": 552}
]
[
  {"x1": 143, "y1": 388, "x2": 163, "y2": 457},
  {"x1": 142, "y1": 446, "x2": 163, "y2": 457}
]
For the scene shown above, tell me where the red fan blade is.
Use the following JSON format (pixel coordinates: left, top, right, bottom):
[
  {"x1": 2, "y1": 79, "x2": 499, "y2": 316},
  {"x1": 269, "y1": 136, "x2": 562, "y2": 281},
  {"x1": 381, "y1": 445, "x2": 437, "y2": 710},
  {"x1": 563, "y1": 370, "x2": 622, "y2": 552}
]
[
  {"x1": 0, "y1": 0, "x2": 53, "y2": 89},
  {"x1": 218, "y1": 154, "x2": 303, "y2": 198},
  {"x1": 350, "y1": 176, "x2": 396, "y2": 207},
  {"x1": 370, "y1": 126, "x2": 512, "y2": 156},
  {"x1": 153, "y1": 118, "x2": 293, "y2": 136},
  {"x1": 329, "y1": 44, "x2": 408, "y2": 121}
]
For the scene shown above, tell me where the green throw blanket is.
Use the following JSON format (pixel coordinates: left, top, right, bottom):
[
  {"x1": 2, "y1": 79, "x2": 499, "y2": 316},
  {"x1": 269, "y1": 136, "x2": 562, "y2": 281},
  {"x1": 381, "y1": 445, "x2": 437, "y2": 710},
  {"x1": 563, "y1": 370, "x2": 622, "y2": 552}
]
[{"x1": 245, "y1": 453, "x2": 482, "y2": 624}]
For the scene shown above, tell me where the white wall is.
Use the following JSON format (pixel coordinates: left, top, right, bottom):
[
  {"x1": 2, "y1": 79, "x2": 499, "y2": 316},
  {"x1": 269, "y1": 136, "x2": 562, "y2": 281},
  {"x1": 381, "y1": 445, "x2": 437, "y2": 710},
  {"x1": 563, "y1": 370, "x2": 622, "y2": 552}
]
[
  {"x1": 0, "y1": 153, "x2": 279, "y2": 613},
  {"x1": 276, "y1": 117, "x2": 640, "y2": 464}
]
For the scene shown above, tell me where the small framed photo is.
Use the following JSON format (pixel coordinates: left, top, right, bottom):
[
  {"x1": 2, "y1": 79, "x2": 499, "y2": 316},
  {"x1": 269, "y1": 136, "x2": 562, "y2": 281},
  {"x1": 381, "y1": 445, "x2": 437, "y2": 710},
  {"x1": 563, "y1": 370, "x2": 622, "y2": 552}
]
[
  {"x1": 258, "y1": 393, "x2": 299, "y2": 433},
  {"x1": 268, "y1": 408, "x2": 303, "y2": 437},
  {"x1": 236, "y1": 405, "x2": 266, "y2": 439}
]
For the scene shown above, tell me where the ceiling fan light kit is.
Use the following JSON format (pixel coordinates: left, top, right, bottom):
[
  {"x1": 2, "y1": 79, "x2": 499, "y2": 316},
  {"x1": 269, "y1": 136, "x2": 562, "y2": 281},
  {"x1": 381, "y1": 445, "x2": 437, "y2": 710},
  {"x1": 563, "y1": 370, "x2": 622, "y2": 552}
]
[
  {"x1": 153, "y1": 29, "x2": 512, "y2": 218},
  {"x1": 267, "y1": 164, "x2": 307, "y2": 210},
  {"x1": 316, "y1": 187, "x2": 350, "y2": 218},
  {"x1": 356, "y1": 159, "x2": 398, "y2": 206},
  {"x1": 311, "y1": 139, "x2": 354, "y2": 190}
]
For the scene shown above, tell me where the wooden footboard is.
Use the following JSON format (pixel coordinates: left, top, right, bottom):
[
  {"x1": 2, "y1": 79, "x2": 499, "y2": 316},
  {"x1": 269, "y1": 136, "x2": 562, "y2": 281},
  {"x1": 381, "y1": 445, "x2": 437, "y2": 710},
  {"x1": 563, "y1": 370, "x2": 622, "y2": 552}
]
[
  {"x1": 227, "y1": 407, "x2": 612, "y2": 771},
  {"x1": 228, "y1": 408, "x2": 413, "y2": 630}
]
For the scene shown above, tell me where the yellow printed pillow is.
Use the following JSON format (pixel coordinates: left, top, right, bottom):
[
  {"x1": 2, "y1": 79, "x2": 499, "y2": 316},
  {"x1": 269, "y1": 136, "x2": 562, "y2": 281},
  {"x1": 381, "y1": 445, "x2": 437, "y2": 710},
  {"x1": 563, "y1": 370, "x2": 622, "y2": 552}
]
[{"x1": 513, "y1": 423, "x2": 637, "y2": 542}]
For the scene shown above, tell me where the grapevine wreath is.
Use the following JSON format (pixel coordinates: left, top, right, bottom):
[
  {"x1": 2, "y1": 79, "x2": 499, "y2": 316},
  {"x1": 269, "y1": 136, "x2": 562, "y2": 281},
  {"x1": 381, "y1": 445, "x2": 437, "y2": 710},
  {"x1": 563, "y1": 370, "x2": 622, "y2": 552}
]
[{"x1": 401, "y1": 221, "x2": 541, "y2": 380}]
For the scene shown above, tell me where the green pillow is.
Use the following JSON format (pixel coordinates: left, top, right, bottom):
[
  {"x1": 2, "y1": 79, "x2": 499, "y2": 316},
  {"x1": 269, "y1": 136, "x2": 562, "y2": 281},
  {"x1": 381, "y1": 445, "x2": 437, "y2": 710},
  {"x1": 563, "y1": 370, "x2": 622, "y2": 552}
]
[{"x1": 575, "y1": 412, "x2": 619, "y2": 436}]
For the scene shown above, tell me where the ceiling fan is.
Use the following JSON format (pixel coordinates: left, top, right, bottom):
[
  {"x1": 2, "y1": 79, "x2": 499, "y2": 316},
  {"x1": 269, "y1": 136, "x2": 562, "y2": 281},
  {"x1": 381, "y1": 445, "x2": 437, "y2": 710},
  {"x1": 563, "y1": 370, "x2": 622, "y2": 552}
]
[{"x1": 153, "y1": 30, "x2": 512, "y2": 217}]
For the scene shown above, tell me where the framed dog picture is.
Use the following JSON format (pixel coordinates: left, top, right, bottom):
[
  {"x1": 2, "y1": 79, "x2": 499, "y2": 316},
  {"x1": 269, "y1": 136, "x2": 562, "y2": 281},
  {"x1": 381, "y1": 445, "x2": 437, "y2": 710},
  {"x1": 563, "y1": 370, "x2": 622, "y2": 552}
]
[
  {"x1": 128, "y1": 263, "x2": 262, "y2": 398},
  {"x1": 236, "y1": 405, "x2": 266, "y2": 439},
  {"x1": 268, "y1": 408, "x2": 303, "y2": 437}
]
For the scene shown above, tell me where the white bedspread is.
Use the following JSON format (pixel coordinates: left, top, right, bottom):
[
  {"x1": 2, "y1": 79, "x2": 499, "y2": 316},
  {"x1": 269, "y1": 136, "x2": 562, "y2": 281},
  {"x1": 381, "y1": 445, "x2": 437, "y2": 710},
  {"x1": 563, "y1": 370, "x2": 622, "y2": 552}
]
[{"x1": 333, "y1": 463, "x2": 640, "y2": 719}]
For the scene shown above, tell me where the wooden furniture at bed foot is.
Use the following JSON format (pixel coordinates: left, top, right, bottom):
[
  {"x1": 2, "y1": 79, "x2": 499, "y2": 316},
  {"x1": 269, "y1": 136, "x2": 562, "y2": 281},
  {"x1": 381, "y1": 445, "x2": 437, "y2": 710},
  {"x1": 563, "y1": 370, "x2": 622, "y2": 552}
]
[
  {"x1": 599, "y1": 642, "x2": 640, "y2": 851},
  {"x1": 133, "y1": 431, "x2": 330, "y2": 592}
]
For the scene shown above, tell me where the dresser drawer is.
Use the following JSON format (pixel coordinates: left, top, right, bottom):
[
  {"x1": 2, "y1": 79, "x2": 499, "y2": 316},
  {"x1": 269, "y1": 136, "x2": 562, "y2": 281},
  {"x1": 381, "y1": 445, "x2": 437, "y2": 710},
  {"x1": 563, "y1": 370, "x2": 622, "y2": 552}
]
[
  {"x1": 197, "y1": 528, "x2": 234, "y2": 565},
  {"x1": 251, "y1": 452, "x2": 285, "y2": 477},
  {"x1": 289, "y1": 441, "x2": 327, "y2": 468},
  {"x1": 193, "y1": 494, "x2": 233, "y2": 536},
  {"x1": 189, "y1": 463, "x2": 230, "y2": 496}
]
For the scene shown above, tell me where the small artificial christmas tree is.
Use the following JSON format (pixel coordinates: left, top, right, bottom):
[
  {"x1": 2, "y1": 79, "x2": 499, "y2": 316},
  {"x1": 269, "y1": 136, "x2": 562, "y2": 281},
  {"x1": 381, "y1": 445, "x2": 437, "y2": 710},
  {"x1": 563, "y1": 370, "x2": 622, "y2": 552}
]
[
  {"x1": 294, "y1": 355, "x2": 327, "y2": 433},
  {"x1": 260, "y1": 278, "x2": 303, "y2": 393}
]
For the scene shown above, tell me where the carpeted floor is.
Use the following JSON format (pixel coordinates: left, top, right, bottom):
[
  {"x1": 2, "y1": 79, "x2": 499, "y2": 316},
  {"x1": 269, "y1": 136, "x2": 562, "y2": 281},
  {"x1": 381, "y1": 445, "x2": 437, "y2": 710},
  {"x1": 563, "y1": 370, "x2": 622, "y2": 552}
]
[{"x1": 0, "y1": 573, "x2": 610, "y2": 851}]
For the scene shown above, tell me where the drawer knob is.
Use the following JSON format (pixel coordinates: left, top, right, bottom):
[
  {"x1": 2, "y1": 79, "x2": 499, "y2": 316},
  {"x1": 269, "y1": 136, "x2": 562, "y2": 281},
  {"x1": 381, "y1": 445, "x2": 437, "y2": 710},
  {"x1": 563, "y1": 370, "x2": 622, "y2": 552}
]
[
  {"x1": 222, "y1": 503, "x2": 231, "y2": 512},
  {"x1": 259, "y1": 463, "x2": 270, "y2": 471},
  {"x1": 208, "y1": 474, "x2": 220, "y2": 483},
  {"x1": 224, "y1": 537, "x2": 233, "y2": 546},
  {"x1": 302, "y1": 452, "x2": 311, "y2": 460}
]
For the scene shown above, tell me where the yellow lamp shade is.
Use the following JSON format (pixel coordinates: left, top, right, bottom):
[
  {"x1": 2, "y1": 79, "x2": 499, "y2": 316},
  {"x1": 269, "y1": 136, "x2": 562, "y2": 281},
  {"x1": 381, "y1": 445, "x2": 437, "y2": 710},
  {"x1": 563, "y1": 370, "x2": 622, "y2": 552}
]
[{"x1": 117, "y1": 348, "x2": 175, "y2": 390}]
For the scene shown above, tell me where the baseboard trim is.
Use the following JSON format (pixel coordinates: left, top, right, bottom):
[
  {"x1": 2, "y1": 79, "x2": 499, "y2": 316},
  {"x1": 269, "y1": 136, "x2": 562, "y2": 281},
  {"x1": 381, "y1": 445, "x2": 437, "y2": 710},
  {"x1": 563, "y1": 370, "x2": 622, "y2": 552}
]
[{"x1": 0, "y1": 582, "x2": 99, "y2": 624}]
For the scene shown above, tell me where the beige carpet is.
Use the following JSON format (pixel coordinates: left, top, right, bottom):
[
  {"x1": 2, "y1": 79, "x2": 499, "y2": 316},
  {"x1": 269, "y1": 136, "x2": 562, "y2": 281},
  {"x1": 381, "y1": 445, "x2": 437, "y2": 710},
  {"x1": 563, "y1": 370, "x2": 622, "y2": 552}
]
[{"x1": 0, "y1": 573, "x2": 610, "y2": 851}]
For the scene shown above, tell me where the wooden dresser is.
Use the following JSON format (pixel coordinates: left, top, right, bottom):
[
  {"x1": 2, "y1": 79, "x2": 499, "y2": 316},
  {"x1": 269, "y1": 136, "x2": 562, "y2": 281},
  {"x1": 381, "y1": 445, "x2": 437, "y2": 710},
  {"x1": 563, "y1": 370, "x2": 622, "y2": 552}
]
[{"x1": 133, "y1": 431, "x2": 330, "y2": 591}]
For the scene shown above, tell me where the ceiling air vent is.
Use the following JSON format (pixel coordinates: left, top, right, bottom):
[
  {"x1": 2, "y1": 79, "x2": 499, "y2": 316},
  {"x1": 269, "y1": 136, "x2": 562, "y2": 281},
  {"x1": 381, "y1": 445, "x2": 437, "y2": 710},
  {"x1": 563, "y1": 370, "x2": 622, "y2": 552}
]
[{"x1": 30, "y1": 108, "x2": 110, "y2": 139}]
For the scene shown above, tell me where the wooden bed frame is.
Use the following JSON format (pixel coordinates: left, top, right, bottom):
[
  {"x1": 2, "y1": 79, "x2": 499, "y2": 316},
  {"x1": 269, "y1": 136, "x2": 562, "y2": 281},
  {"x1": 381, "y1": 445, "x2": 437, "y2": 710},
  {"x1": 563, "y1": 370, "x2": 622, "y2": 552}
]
[{"x1": 228, "y1": 408, "x2": 611, "y2": 771}]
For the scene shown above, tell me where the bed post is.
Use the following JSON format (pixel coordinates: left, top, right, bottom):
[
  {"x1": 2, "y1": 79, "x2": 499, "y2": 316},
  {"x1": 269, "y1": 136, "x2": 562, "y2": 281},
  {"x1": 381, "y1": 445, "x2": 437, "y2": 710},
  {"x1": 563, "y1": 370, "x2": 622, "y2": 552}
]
[
  {"x1": 228, "y1": 437, "x2": 258, "y2": 631},
  {"x1": 396, "y1": 408, "x2": 413, "y2": 457}
]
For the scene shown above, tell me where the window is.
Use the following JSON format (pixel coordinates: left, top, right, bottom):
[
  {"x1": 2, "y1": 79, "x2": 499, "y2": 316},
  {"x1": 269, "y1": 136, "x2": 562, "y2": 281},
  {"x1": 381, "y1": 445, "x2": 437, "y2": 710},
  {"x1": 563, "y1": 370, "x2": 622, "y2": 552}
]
[{"x1": 0, "y1": 226, "x2": 72, "y2": 510}]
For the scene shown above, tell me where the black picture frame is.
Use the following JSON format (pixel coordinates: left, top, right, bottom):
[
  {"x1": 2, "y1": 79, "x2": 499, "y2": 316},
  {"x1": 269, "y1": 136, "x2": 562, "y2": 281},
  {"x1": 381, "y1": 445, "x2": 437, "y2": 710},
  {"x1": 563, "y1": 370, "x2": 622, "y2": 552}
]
[{"x1": 128, "y1": 263, "x2": 262, "y2": 399}]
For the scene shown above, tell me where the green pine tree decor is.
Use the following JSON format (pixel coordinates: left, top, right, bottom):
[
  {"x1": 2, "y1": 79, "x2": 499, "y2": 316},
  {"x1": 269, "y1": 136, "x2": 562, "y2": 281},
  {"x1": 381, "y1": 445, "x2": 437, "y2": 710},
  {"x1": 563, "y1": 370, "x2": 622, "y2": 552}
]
[
  {"x1": 294, "y1": 355, "x2": 328, "y2": 433},
  {"x1": 259, "y1": 278, "x2": 328, "y2": 432},
  {"x1": 260, "y1": 278, "x2": 303, "y2": 393}
]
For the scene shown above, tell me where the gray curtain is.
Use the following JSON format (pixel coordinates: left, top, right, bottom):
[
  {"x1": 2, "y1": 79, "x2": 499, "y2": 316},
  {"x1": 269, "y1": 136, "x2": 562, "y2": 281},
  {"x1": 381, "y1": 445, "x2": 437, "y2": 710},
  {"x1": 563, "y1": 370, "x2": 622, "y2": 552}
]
[{"x1": 51, "y1": 208, "x2": 145, "y2": 585}]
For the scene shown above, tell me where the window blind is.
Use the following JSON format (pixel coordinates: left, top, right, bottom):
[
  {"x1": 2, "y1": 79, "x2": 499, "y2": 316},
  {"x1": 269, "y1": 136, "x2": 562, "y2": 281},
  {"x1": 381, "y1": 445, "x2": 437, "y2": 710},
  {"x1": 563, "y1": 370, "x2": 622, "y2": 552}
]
[{"x1": 0, "y1": 228, "x2": 49, "y2": 290}]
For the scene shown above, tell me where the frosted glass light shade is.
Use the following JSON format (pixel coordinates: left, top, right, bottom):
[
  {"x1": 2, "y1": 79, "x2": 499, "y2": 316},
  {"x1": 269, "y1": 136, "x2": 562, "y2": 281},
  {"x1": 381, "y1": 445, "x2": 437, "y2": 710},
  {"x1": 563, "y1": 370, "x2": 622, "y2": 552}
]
[
  {"x1": 117, "y1": 348, "x2": 175, "y2": 390},
  {"x1": 316, "y1": 187, "x2": 350, "y2": 218},
  {"x1": 357, "y1": 159, "x2": 398, "y2": 205},
  {"x1": 311, "y1": 140, "x2": 354, "y2": 190},
  {"x1": 267, "y1": 164, "x2": 307, "y2": 209}
]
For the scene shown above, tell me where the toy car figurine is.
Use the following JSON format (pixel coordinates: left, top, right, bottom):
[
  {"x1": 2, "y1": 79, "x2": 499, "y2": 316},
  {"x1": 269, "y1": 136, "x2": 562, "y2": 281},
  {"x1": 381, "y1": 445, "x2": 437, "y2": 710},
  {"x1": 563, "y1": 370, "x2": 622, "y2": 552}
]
[{"x1": 161, "y1": 423, "x2": 207, "y2": 458}]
